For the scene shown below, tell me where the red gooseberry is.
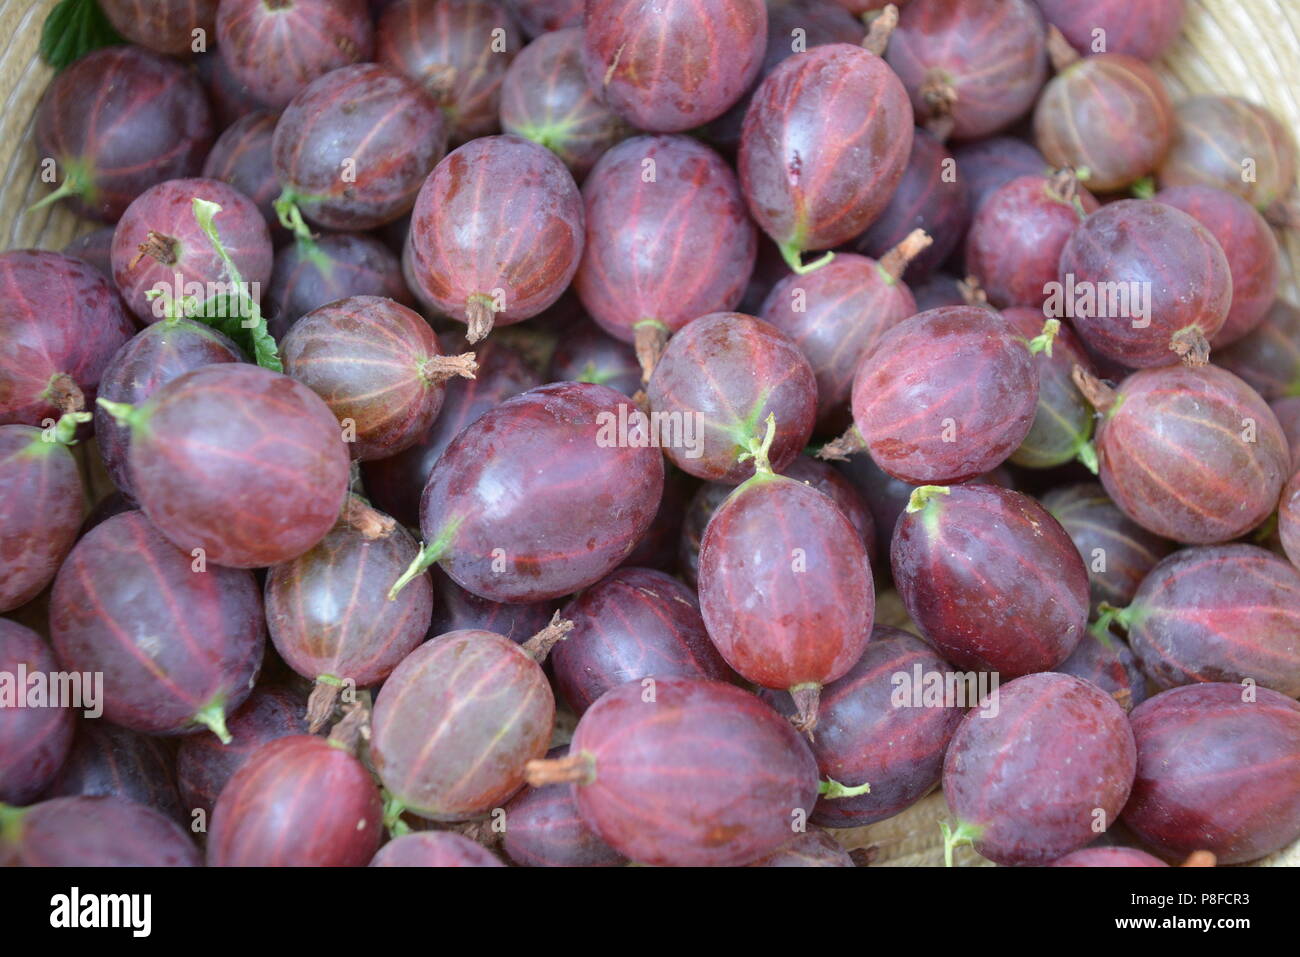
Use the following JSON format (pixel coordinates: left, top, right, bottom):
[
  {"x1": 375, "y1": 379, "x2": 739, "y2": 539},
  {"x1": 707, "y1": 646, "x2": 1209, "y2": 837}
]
[
  {"x1": 524, "y1": 677, "x2": 839, "y2": 867},
  {"x1": 892, "y1": 483, "x2": 1089, "y2": 677},
  {"x1": 1077, "y1": 364, "x2": 1288, "y2": 544},
  {"x1": 0, "y1": 620, "x2": 75, "y2": 804},
  {"x1": 574, "y1": 135, "x2": 756, "y2": 377},
  {"x1": 0, "y1": 795, "x2": 199, "y2": 867},
  {"x1": 1034, "y1": 51, "x2": 1174, "y2": 192},
  {"x1": 1055, "y1": 199, "x2": 1231, "y2": 368},
  {"x1": 266, "y1": 498, "x2": 434, "y2": 730},
  {"x1": 389, "y1": 382, "x2": 663, "y2": 604},
  {"x1": 833, "y1": 306, "x2": 1055, "y2": 485},
  {"x1": 405, "y1": 135, "x2": 584, "y2": 343},
  {"x1": 371, "y1": 617, "x2": 570, "y2": 822},
  {"x1": 739, "y1": 43, "x2": 912, "y2": 274},
  {"x1": 97, "y1": 364, "x2": 352, "y2": 568},
  {"x1": 886, "y1": 0, "x2": 1048, "y2": 141},
  {"x1": 942, "y1": 673, "x2": 1136, "y2": 867},
  {"x1": 207, "y1": 710, "x2": 383, "y2": 867},
  {"x1": 49, "y1": 511, "x2": 265, "y2": 741},
  {"x1": 698, "y1": 417, "x2": 875, "y2": 732},
  {"x1": 1106, "y1": 544, "x2": 1300, "y2": 698},
  {"x1": 280, "y1": 295, "x2": 477, "y2": 461},
  {"x1": 216, "y1": 0, "x2": 373, "y2": 109},
  {"x1": 1123, "y1": 683, "x2": 1300, "y2": 865},
  {"x1": 582, "y1": 0, "x2": 767, "y2": 133}
]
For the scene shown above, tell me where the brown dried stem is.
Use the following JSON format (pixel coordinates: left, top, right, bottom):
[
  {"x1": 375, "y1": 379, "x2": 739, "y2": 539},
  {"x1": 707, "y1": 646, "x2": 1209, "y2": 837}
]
[
  {"x1": 1264, "y1": 192, "x2": 1300, "y2": 229},
  {"x1": 1170, "y1": 327, "x2": 1211, "y2": 367},
  {"x1": 307, "y1": 680, "x2": 342, "y2": 733},
  {"x1": 818, "y1": 427, "x2": 867, "y2": 462},
  {"x1": 342, "y1": 494, "x2": 395, "y2": 540},
  {"x1": 1047, "y1": 25, "x2": 1081, "y2": 71},
  {"x1": 861, "y1": 3, "x2": 898, "y2": 57},
  {"x1": 465, "y1": 294, "x2": 499, "y2": 344},
  {"x1": 521, "y1": 611, "x2": 574, "y2": 664},
  {"x1": 920, "y1": 70, "x2": 956, "y2": 141},
  {"x1": 45, "y1": 373, "x2": 85, "y2": 415},
  {"x1": 525, "y1": 751, "x2": 595, "y2": 787},
  {"x1": 456, "y1": 819, "x2": 503, "y2": 847},
  {"x1": 848, "y1": 846, "x2": 878, "y2": 867},
  {"x1": 130, "y1": 231, "x2": 178, "y2": 269},
  {"x1": 1072, "y1": 364, "x2": 1117, "y2": 413},
  {"x1": 326, "y1": 701, "x2": 370, "y2": 754},
  {"x1": 1046, "y1": 168, "x2": 1081, "y2": 205},
  {"x1": 634, "y1": 321, "x2": 670, "y2": 384},
  {"x1": 422, "y1": 352, "x2": 478, "y2": 384},
  {"x1": 958, "y1": 275, "x2": 989, "y2": 308},
  {"x1": 423, "y1": 63, "x2": 458, "y2": 101},
  {"x1": 790, "y1": 684, "x2": 821, "y2": 738},
  {"x1": 879, "y1": 228, "x2": 933, "y2": 282}
]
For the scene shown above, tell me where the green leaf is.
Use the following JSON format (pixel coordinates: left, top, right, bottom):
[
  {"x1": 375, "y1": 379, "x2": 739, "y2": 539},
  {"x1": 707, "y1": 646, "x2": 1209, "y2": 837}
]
[
  {"x1": 40, "y1": 0, "x2": 123, "y2": 71},
  {"x1": 187, "y1": 293, "x2": 281, "y2": 373},
  {"x1": 186, "y1": 198, "x2": 283, "y2": 372}
]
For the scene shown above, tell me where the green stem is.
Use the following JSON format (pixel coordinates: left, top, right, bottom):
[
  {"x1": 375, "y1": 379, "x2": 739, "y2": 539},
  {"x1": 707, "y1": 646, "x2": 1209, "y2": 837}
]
[
  {"x1": 298, "y1": 234, "x2": 332, "y2": 274},
  {"x1": 1254, "y1": 511, "x2": 1279, "y2": 544},
  {"x1": 274, "y1": 189, "x2": 317, "y2": 245},
  {"x1": 777, "y1": 240, "x2": 835, "y2": 276},
  {"x1": 1025, "y1": 318, "x2": 1060, "y2": 357},
  {"x1": 193, "y1": 199, "x2": 247, "y2": 293},
  {"x1": 906, "y1": 484, "x2": 951, "y2": 514},
  {"x1": 1075, "y1": 441, "x2": 1099, "y2": 475},
  {"x1": 1131, "y1": 176, "x2": 1156, "y2": 199},
  {"x1": 819, "y1": 777, "x2": 871, "y2": 800},
  {"x1": 736, "y1": 412, "x2": 777, "y2": 475},
  {"x1": 46, "y1": 410, "x2": 91, "y2": 446},
  {"x1": 388, "y1": 518, "x2": 461, "y2": 600},
  {"x1": 94, "y1": 397, "x2": 143, "y2": 431},
  {"x1": 193, "y1": 698, "x2": 232, "y2": 744},
  {"x1": 0, "y1": 804, "x2": 26, "y2": 847},
  {"x1": 519, "y1": 124, "x2": 559, "y2": 152},
  {"x1": 29, "y1": 156, "x2": 94, "y2": 212},
  {"x1": 27, "y1": 177, "x2": 81, "y2": 213},
  {"x1": 145, "y1": 286, "x2": 197, "y2": 325},
  {"x1": 275, "y1": 187, "x2": 330, "y2": 273},
  {"x1": 1089, "y1": 606, "x2": 1120, "y2": 650},
  {"x1": 382, "y1": 793, "x2": 411, "y2": 837},
  {"x1": 388, "y1": 546, "x2": 438, "y2": 600},
  {"x1": 1096, "y1": 601, "x2": 1133, "y2": 633},
  {"x1": 940, "y1": 819, "x2": 981, "y2": 867}
]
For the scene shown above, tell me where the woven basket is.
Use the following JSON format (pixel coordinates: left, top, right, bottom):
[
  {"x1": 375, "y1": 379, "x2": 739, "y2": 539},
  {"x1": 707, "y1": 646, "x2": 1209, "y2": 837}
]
[
  {"x1": 1, "y1": 0, "x2": 1297, "y2": 866},
  {"x1": 853, "y1": 0, "x2": 1300, "y2": 869}
]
